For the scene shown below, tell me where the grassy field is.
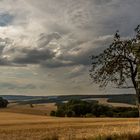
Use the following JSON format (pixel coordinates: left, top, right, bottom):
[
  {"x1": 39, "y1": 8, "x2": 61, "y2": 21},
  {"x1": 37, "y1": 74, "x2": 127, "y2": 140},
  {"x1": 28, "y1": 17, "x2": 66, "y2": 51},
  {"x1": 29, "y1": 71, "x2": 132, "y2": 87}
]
[{"x1": 0, "y1": 111, "x2": 139, "y2": 140}]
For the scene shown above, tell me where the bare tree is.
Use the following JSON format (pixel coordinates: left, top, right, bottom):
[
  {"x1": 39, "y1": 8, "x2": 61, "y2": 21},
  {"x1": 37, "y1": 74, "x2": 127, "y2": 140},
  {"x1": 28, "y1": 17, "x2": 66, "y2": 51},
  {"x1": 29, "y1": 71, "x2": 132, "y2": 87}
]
[{"x1": 90, "y1": 25, "x2": 140, "y2": 113}]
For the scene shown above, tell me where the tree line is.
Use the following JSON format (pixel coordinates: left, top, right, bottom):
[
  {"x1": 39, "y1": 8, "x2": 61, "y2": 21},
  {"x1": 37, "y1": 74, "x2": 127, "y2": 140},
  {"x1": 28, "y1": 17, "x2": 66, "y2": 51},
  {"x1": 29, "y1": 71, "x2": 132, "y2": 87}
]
[{"x1": 50, "y1": 99, "x2": 138, "y2": 118}]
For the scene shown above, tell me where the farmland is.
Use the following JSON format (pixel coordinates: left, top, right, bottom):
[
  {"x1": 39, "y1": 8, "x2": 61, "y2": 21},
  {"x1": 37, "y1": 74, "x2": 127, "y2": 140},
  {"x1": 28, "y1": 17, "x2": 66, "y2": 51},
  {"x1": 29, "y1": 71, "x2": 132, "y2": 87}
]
[
  {"x1": 0, "y1": 103, "x2": 57, "y2": 116},
  {"x1": 0, "y1": 111, "x2": 139, "y2": 140},
  {"x1": 0, "y1": 95, "x2": 139, "y2": 140}
]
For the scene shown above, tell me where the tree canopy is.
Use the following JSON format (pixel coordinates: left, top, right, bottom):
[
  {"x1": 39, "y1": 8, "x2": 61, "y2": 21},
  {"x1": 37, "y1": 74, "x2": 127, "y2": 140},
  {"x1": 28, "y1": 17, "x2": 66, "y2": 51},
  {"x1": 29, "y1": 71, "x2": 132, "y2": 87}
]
[
  {"x1": 50, "y1": 99, "x2": 138, "y2": 118},
  {"x1": 90, "y1": 25, "x2": 140, "y2": 104}
]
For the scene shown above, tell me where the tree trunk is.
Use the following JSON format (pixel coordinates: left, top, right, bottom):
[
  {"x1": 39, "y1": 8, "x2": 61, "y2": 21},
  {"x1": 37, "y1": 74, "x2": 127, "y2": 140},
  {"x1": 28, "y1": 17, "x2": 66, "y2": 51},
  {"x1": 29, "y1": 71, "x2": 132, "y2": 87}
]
[{"x1": 136, "y1": 87, "x2": 140, "y2": 130}]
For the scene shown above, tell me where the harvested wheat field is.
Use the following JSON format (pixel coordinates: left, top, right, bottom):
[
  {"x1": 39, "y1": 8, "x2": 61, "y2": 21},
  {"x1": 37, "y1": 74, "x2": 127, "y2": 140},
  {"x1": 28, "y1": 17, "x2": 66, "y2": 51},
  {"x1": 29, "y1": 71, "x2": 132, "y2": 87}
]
[
  {"x1": 0, "y1": 103, "x2": 57, "y2": 116},
  {"x1": 0, "y1": 112, "x2": 139, "y2": 140}
]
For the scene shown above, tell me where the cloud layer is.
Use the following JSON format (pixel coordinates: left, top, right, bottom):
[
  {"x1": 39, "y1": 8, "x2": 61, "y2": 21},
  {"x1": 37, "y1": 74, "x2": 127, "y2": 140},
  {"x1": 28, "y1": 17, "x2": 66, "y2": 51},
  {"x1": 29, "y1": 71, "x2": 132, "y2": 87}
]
[{"x1": 0, "y1": 0, "x2": 139, "y2": 95}]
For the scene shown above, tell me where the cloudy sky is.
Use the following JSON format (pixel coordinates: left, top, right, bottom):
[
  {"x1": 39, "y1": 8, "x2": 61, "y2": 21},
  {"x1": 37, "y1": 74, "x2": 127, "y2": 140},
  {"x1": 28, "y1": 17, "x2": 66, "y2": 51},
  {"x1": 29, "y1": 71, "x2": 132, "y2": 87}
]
[{"x1": 0, "y1": 0, "x2": 139, "y2": 96}]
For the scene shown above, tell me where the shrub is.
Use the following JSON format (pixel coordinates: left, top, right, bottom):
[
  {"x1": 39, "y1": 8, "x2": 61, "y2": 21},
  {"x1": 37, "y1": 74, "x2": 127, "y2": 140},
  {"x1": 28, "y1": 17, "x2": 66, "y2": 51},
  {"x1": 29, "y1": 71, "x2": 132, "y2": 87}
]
[
  {"x1": 66, "y1": 110, "x2": 75, "y2": 117},
  {"x1": 55, "y1": 109, "x2": 65, "y2": 117},
  {"x1": 0, "y1": 97, "x2": 8, "y2": 108},
  {"x1": 50, "y1": 111, "x2": 56, "y2": 116},
  {"x1": 85, "y1": 113, "x2": 94, "y2": 117}
]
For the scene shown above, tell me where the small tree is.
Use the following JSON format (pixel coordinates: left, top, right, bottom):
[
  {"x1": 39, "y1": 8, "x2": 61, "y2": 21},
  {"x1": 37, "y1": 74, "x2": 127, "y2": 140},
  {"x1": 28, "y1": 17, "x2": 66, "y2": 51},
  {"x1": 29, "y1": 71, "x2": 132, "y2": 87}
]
[{"x1": 90, "y1": 25, "x2": 140, "y2": 114}]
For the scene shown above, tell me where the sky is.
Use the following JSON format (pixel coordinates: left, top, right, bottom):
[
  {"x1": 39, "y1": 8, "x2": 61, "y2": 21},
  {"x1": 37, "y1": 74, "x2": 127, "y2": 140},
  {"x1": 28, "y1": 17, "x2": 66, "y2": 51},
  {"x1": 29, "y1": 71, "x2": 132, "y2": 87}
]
[{"x1": 0, "y1": 0, "x2": 139, "y2": 96}]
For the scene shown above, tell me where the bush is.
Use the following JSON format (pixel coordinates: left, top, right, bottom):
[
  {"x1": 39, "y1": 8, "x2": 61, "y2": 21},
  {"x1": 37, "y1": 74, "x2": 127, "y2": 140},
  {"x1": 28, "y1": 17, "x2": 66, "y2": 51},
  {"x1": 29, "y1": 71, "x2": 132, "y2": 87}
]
[
  {"x1": 55, "y1": 109, "x2": 65, "y2": 117},
  {"x1": 50, "y1": 111, "x2": 56, "y2": 116},
  {"x1": 0, "y1": 97, "x2": 8, "y2": 108},
  {"x1": 91, "y1": 104, "x2": 112, "y2": 117},
  {"x1": 85, "y1": 113, "x2": 94, "y2": 117},
  {"x1": 118, "y1": 110, "x2": 138, "y2": 118},
  {"x1": 66, "y1": 110, "x2": 75, "y2": 117}
]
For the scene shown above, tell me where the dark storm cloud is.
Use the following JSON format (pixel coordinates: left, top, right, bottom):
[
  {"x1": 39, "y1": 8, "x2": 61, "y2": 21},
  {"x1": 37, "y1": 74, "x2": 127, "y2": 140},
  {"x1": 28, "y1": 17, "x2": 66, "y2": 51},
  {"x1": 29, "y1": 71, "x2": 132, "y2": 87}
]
[
  {"x1": 41, "y1": 59, "x2": 75, "y2": 68},
  {"x1": 0, "y1": 58, "x2": 12, "y2": 66},
  {"x1": 12, "y1": 32, "x2": 61, "y2": 65},
  {"x1": 0, "y1": 0, "x2": 140, "y2": 69},
  {"x1": 13, "y1": 48, "x2": 56, "y2": 64},
  {"x1": 41, "y1": 35, "x2": 112, "y2": 68}
]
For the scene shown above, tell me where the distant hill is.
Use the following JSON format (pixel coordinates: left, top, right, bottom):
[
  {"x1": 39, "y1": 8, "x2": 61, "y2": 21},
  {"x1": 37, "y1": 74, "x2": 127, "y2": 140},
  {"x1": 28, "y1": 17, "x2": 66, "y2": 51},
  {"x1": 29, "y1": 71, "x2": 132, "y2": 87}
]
[
  {"x1": 0, "y1": 95, "x2": 43, "y2": 101},
  {"x1": 0, "y1": 94, "x2": 136, "y2": 105}
]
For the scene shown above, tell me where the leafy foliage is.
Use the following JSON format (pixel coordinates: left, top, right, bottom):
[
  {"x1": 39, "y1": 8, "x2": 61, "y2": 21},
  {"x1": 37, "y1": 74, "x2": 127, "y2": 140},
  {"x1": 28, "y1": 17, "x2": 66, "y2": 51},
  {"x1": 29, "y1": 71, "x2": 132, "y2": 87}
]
[
  {"x1": 90, "y1": 26, "x2": 140, "y2": 89},
  {"x1": 50, "y1": 99, "x2": 138, "y2": 118},
  {"x1": 0, "y1": 97, "x2": 8, "y2": 108}
]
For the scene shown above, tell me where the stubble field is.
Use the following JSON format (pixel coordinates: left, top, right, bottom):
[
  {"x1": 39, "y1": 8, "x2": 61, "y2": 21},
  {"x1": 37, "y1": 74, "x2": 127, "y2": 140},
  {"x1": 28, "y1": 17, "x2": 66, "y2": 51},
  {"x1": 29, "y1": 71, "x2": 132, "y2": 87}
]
[{"x1": 0, "y1": 111, "x2": 139, "y2": 140}]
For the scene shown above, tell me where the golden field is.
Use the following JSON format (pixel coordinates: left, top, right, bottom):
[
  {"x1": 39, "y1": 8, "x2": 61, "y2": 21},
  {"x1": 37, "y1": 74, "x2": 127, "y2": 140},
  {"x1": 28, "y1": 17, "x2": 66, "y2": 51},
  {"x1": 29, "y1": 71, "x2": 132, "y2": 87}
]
[
  {"x1": 0, "y1": 111, "x2": 139, "y2": 140},
  {"x1": 0, "y1": 103, "x2": 57, "y2": 116}
]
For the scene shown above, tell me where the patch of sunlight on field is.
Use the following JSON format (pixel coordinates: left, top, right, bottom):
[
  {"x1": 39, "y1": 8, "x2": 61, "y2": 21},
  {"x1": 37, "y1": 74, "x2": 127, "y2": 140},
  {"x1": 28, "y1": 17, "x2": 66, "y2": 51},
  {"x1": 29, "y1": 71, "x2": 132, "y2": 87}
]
[
  {"x1": 0, "y1": 112, "x2": 139, "y2": 140},
  {"x1": 83, "y1": 98, "x2": 136, "y2": 107},
  {"x1": 0, "y1": 103, "x2": 57, "y2": 116}
]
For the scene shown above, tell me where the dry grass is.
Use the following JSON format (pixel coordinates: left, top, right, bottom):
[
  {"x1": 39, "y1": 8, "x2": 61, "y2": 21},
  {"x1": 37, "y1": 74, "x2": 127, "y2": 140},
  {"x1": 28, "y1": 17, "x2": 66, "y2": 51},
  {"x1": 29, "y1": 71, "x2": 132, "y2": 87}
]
[
  {"x1": 88, "y1": 98, "x2": 136, "y2": 107},
  {"x1": 0, "y1": 112, "x2": 139, "y2": 140},
  {"x1": 95, "y1": 132, "x2": 140, "y2": 140},
  {"x1": 0, "y1": 103, "x2": 57, "y2": 116}
]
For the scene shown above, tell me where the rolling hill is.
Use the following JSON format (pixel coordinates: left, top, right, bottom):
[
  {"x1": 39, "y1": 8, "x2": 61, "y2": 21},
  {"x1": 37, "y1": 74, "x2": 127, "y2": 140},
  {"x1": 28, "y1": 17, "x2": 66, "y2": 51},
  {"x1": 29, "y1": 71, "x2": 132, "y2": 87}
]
[{"x1": 0, "y1": 94, "x2": 136, "y2": 105}]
